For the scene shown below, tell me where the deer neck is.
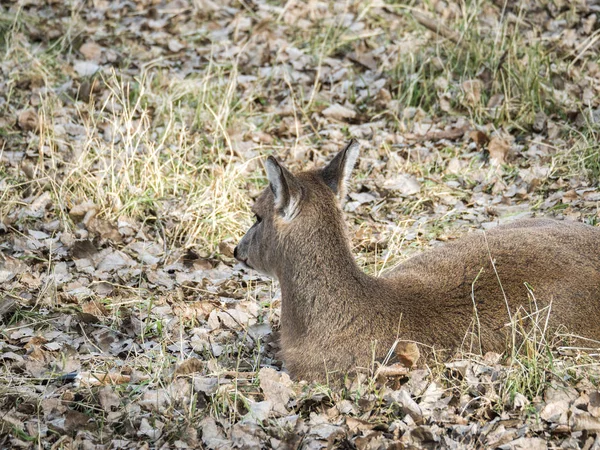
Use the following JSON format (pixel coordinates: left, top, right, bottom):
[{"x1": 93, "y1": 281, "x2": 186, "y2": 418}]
[{"x1": 275, "y1": 230, "x2": 383, "y2": 338}]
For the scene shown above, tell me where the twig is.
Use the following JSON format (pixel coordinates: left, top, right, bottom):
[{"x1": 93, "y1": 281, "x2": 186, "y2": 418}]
[{"x1": 412, "y1": 11, "x2": 461, "y2": 44}]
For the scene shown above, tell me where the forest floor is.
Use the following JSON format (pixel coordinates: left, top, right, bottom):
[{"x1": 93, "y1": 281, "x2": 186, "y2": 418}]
[{"x1": 1, "y1": 0, "x2": 599, "y2": 448}]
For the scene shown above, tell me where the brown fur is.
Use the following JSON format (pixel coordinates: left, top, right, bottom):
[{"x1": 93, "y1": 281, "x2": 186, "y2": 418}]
[{"x1": 234, "y1": 142, "x2": 600, "y2": 382}]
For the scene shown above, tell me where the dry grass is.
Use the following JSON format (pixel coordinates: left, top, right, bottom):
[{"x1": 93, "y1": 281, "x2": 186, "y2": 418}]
[{"x1": 1, "y1": 0, "x2": 600, "y2": 447}]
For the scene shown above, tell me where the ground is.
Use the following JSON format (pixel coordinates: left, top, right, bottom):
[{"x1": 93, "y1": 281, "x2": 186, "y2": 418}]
[{"x1": 1, "y1": 0, "x2": 599, "y2": 448}]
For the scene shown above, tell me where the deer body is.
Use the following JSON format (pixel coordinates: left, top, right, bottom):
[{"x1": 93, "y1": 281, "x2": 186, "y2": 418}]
[{"x1": 235, "y1": 142, "x2": 600, "y2": 382}]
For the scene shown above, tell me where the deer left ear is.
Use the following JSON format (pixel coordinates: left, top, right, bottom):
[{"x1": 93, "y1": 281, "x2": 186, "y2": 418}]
[
  {"x1": 320, "y1": 140, "x2": 360, "y2": 199},
  {"x1": 265, "y1": 156, "x2": 303, "y2": 221}
]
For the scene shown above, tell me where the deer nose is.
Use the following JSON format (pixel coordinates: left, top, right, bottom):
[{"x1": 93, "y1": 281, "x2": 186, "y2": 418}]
[{"x1": 233, "y1": 246, "x2": 238, "y2": 259}]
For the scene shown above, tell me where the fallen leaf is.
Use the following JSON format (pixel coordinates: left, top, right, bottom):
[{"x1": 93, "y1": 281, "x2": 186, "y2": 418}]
[
  {"x1": 395, "y1": 341, "x2": 420, "y2": 367},
  {"x1": 469, "y1": 130, "x2": 490, "y2": 149},
  {"x1": 69, "y1": 201, "x2": 97, "y2": 224},
  {"x1": 571, "y1": 411, "x2": 600, "y2": 432},
  {"x1": 502, "y1": 437, "x2": 547, "y2": 450},
  {"x1": 259, "y1": 367, "x2": 294, "y2": 415},
  {"x1": 194, "y1": 377, "x2": 219, "y2": 395},
  {"x1": 18, "y1": 109, "x2": 39, "y2": 132},
  {"x1": 74, "y1": 60, "x2": 100, "y2": 77},
  {"x1": 488, "y1": 136, "x2": 510, "y2": 165},
  {"x1": 384, "y1": 388, "x2": 423, "y2": 423},
  {"x1": 139, "y1": 389, "x2": 171, "y2": 412},
  {"x1": 0, "y1": 256, "x2": 28, "y2": 283},
  {"x1": 0, "y1": 298, "x2": 17, "y2": 319},
  {"x1": 64, "y1": 410, "x2": 96, "y2": 433},
  {"x1": 533, "y1": 111, "x2": 547, "y2": 132},
  {"x1": 462, "y1": 79, "x2": 482, "y2": 105},
  {"x1": 346, "y1": 417, "x2": 375, "y2": 433},
  {"x1": 200, "y1": 417, "x2": 230, "y2": 450},
  {"x1": 70, "y1": 239, "x2": 98, "y2": 259},
  {"x1": 512, "y1": 392, "x2": 529, "y2": 410},
  {"x1": 168, "y1": 39, "x2": 186, "y2": 52},
  {"x1": 218, "y1": 241, "x2": 235, "y2": 258},
  {"x1": 96, "y1": 249, "x2": 135, "y2": 272},
  {"x1": 242, "y1": 400, "x2": 272, "y2": 423},
  {"x1": 589, "y1": 391, "x2": 600, "y2": 418},
  {"x1": 88, "y1": 218, "x2": 122, "y2": 243},
  {"x1": 231, "y1": 422, "x2": 267, "y2": 448},
  {"x1": 79, "y1": 41, "x2": 103, "y2": 61},
  {"x1": 414, "y1": 125, "x2": 469, "y2": 142},
  {"x1": 98, "y1": 386, "x2": 120, "y2": 412},
  {"x1": 138, "y1": 417, "x2": 164, "y2": 440},
  {"x1": 348, "y1": 51, "x2": 378, "y2": 71},
  {"x1": 383, "y1": 174, "x2": 421, "y2": 195},
  {"x1": 174, "y1": 358, "x2": 204, "y2": 377},
  {"x1": 322, "y1": 103, "x2": 356, "y2": 120}
]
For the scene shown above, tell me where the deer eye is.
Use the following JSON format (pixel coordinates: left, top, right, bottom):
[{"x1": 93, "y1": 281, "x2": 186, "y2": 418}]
[{"x1": 255, "y1": 214, "x2": 262, "y2": 223}]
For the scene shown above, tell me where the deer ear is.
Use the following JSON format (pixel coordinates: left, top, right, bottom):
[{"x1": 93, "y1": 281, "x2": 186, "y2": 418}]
[
  {"x1": 320, "y1": 140, "x2": 360, "y2": 199},
  {"x1": 265, "y1": 156, "x2": 303, "y2": 220}
]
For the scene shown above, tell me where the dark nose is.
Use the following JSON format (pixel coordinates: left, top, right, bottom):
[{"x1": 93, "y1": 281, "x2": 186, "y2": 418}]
[{"x1": 233, "y1": 246, "x2": 238, "y2": 259}]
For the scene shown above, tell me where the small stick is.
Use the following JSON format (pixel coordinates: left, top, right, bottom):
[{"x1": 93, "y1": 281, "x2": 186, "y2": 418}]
[
  {"x1": 412, "y1": 11, "x2": 461, "y2": 44},
  {"x1": 376, "y1": 364, "x2": 410, "y2": 378}
]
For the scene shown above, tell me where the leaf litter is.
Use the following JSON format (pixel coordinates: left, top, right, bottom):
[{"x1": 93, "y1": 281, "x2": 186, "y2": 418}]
[{"x1": 1, "y1": 0, "x2": 600, "y2": 448}]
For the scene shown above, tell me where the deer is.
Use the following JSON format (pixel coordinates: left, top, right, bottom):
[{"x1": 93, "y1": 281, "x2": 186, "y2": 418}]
[{"x1": 234, "y1": 141, "x2": 600, "y2": 382}]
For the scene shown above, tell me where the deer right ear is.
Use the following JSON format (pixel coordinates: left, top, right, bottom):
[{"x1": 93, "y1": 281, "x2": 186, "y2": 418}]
[
  {"x1": 265, "y1": 156, "x2": 303, "y2": 221},
  {"x1": 320, "y1": 140, "x2": 360, "y2": 199}
]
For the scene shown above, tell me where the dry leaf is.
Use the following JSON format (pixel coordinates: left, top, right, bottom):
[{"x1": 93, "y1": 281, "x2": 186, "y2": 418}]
[
  {"x1": 242, "y1": 400, "x2": 272, "y2": 423},
  {"x1": 348, "y1": 52, "x2": 377, "y2": 71},
  {"x1": 385, "y1": 388, "x2": 423, "y2": 423},
  {"x1": 469, "y1": 130, "x2": 490, "y2": 149},
  {"x1": 395, "y1": 341, "x2": 420, "y2": 368},
  {"x1": 533, "y1": 111, "x2": 547, "y2": 132},
  {"x1": 17, "y1": 109, "x2": 39, "y2": 132},
  {"x1": 79, "y1": 41, "x2": 103, "y2": 61},
  {"x1": 64, "y1": 410, "x2": 96, "y2": 433},
  {"x1": 502, "y1": 437, "x2": 547, "y2": 450},
  {"x1": 96, "y1": 249, "x2": 135, "y2": 272},
  {"x1": 194, "y1": 377, "x2": 219, "y2": 395},
  {"x1": 73, "y1": 60, "x2": 100, "y2": 77},
  {"x1": 322, "y1": 103, "x2": 356, "y2": 120},
  {"x1": 0, "y1": 256, "x2": 28, "y2": 283},
  {"x1": 377, "y1": 363, "x2": 410, "y2": 380},
  {"x1": 168, "y1": 39, "x2": 186, "y2": 52},
  {"x1": 69, "y1": 201, "x2": 97, "y2": 225},
  {"x1": 139, "y1": 389, "x2": 171, "y2": 412},
  {"x1": 488, "y1": 136, "x2": 510, "y2": 165},
  {"x1": 487, "y1": 93, "x2": 504, "y2": 108},
  {"x1": 383, "y1": 174, "x2": 421, "y2": 195},
  {"x1": 231, "y1": 422, "x2": 267, "y2": 447},
  {"x1": 218, "y1": 241, "x2": 235, "y2": 258},
  {"x1": 346, "y1": 417, "x2": 375, "y2": 433},
  {"x1": 414, "y1": 125, "x2": 469, "y2": 142},
  {"x1": 82, "y1": 299, "x2": 109, "y2": 318},
  {"x1": 462, "y1": 79, "x2": 482, "y2": 105},
  {"x1": 589, "y1": 391, "x2": 600, "y2": 418},
  {"x1": 258, "y1": 367, "x2": 294, "y2": 415},
  {"x1": 98, "y1": 386, "x2": 120, "y2": 412},
  {"x1": 138, "y1": 417, "x2": 164, "y2": 440},
  {"x1": 571, "y1": 411, "x2": 600, "y2": 432},
  {"x1": 0, "y1": 298, "x2": 17, "y2": 319},
  {"x1": 174, "y1": 357, "x2": 204, "y2": 376},
  {"x1": 200, "y1": 417, "x2": 230, "y2": 450},
  {"x1": 541, "y1": 400, "x2": 569, "y2": 424},
  {"x1": 88, "y1": 218, "x2": 122, "y2": 243}
]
